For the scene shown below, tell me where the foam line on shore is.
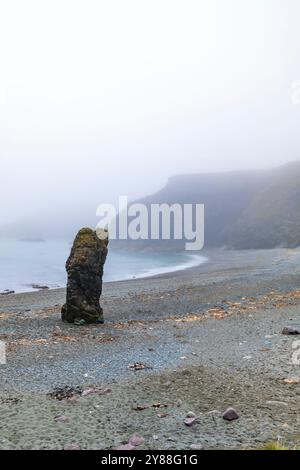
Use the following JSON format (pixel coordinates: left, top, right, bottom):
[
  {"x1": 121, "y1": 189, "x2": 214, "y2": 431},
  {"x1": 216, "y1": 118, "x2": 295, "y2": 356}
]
[{"x1": 117, "y1": 254, "x2": 208, "y2": 281}]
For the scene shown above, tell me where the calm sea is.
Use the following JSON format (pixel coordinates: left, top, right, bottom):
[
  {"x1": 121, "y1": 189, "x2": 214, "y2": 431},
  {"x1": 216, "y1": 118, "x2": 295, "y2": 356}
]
[{"x1": 0, "y1": 238, "x2": 207, "y2": 293}]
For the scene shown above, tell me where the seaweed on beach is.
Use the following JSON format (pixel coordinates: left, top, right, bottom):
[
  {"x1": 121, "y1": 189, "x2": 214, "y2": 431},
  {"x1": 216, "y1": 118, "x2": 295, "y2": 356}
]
[
  {"x1": 0, "y1": 396, "x2": 22, "y2": 405},
  {"x1": 47, "y1": 385, "x2": 112, "y2": 401},
  {"x1": 47, "y1": 386, "x2": 83, "y2": 401}
]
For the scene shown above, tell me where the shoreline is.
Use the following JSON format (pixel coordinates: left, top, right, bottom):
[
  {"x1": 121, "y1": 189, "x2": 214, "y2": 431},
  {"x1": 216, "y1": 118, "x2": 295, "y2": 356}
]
[
  {"x1": 1, "y1": 247, "x2": 300, "y2": 449},
  {"x1": 3, "y1": 246, "x2": 300, "y2": 307},
  {"x1": 0, "y1": 249, "x2": 208, "y2": 295}
]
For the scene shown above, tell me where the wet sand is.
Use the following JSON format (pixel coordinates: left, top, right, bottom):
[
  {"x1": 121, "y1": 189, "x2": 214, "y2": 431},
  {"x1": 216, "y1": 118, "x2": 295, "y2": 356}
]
[{"x1": 1, "y1": 248, "x2": 300, "y2": 450}]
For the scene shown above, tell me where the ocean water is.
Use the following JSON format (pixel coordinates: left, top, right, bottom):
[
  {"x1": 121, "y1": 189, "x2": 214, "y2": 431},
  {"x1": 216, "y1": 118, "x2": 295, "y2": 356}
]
[{"x1": 0, "y1": 238, "x2": 207, "y2": 293}]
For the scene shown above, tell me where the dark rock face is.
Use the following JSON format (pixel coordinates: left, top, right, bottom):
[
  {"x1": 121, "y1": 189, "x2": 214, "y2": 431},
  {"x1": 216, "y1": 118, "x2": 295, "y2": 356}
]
[
  {"x1": 282, "y1": 327, "x2": 300, "y2": 336},
  {"x1": 0, "y1": 290, "x2": 15, "y2": 296},
  {"x1": 61, "y1": 228, "x2": 108, "y2": 324},
  {"x1": 222, "y1": 407, "x2": 239, "y2": 421}
]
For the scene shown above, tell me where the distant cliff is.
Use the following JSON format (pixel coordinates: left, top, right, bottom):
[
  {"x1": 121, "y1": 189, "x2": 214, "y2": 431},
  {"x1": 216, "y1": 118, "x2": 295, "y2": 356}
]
[
  {"x1": 228, "y1": 162, "x2": 300, "y2": 249},
  {"x1": 3, "y1": 162, "x2": 300, "y2": 251},
  {"x1": 112, "y1": 161, "x2": 300, "y2": 251}
]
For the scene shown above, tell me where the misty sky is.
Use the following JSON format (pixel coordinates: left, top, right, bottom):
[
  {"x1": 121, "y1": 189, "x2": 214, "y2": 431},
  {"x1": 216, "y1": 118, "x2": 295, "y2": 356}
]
[{"x1": 1, "y1": 0, "x2": 300, "y2": 225}]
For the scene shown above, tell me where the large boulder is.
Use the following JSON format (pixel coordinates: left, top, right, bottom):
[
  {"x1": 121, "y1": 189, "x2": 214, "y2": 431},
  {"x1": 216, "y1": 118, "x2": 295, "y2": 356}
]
[{"x1": 61, "y1": 228, "x2": 108, "y2": 324}]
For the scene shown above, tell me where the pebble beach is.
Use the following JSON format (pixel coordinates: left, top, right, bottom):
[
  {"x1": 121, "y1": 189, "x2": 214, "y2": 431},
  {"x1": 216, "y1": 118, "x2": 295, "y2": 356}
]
[{"x1": 1, "y1": 248, "x2": 300, "y2": 450}]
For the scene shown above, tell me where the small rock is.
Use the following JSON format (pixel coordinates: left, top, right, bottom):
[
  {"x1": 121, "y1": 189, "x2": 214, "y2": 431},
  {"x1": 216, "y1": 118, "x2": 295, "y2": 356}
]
[
  {"x1": 282, "y1": 423, "x2": 291, "y2": 430},
  {"x1": 31, "y1": 284, "x2": 49, "y2": 290},
  {"x1": 222, "y1": 407, "x2": 239, "y2": 421},
  {"x1": 53, "y1": 326, "x2": 63, "y2": 337},
  {"x1": 81, "y1": 387, "x2": 112, "y2": 397},
  {"x1": 115, "y1": 444, "x2": 136, "y2": 451},
  {"x1": 282, "y1": 327, "x2": 300, "y2": 336},
  {"x1": 152, "y1": 403, "x2": 168, "y2": 409},
  {"x1": 186, "y1": 411, "x2": 196, "y2": 419},
  {"x1": 54, "y1": 415, "x2": 69, "y2": 423},
  {"x1": 128, "y1": 363, "x2": 150, "y2": 371},
  {"x1": 128, "y1": 436, "x2": 145, "y2": 447},
  {"x1": 283, "y1": 378, "x2": 300, "y2": 385},
  {"x1": 81, "y1": 388, "x2": 98, "y2": 397},
  {"x1": 64, "y1": 442, "x2": 81, "y2": 450},
  {"x1": 190, "y1": 444, "x2": 204, "y2": 450},
  {"x1": 157, "y1": 413, "x2": 169, "y2": 418},
  {"x1": 0, "y1": 290, "x2": 15, "y2": 296},
  {"x1": 184, "y1": 417, "x2": 197, "y2": 427},
  {"x1": 132, "y1": 404, "x2": 150, "y2": 411}
]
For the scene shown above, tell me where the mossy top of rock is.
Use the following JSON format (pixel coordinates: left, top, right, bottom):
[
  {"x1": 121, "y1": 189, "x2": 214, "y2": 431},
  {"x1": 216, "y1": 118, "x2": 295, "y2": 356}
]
[
  {"x1": 73, "y1": 227, "x2": 99, "y2": 248},
  {"x1": 66, "y1": 227, "x2": 108, "y2": 270}
]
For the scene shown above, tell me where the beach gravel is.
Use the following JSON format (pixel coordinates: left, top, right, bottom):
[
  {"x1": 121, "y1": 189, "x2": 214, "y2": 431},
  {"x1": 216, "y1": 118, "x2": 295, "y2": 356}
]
[{"x1": 1, "y1": 248, "x2": 300, "y2": 449}]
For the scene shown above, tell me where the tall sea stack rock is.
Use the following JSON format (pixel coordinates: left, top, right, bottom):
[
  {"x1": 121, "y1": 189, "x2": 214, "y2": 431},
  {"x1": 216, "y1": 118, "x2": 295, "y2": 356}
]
[{"x1": 61, "y1": 227, "x2": 109, "y2": 325}]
